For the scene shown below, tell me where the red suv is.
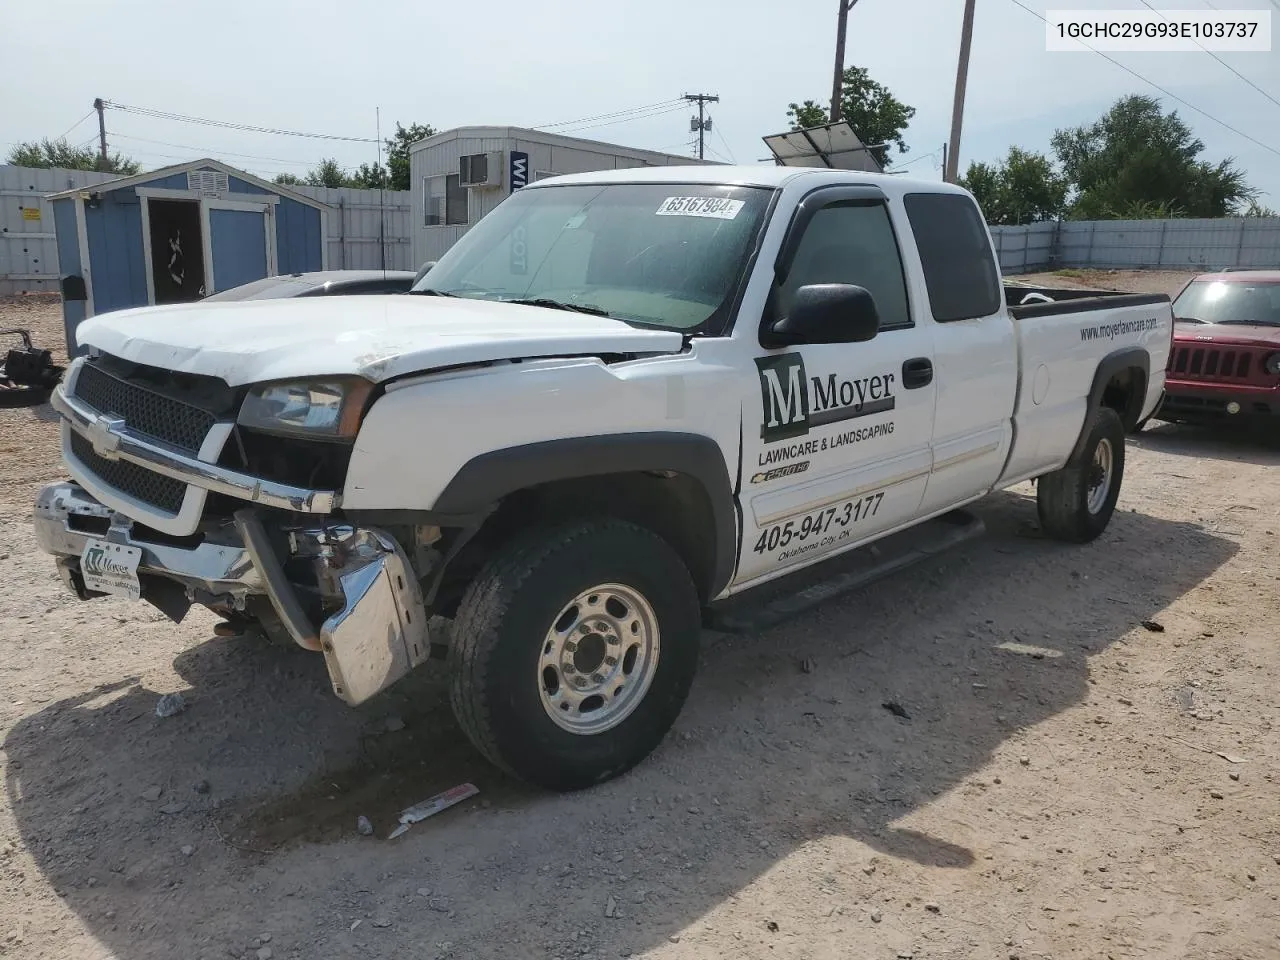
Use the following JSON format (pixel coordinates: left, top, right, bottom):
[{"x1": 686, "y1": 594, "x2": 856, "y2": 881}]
[{"x1": 1156, "y1": 270, "x2": 1280, "y2": 427}]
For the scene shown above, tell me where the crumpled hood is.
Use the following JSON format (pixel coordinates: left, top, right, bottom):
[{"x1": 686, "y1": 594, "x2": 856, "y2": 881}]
[
  {"x1": 1174, "y1": 320, "x2": 1280, "y2": 347},
  {"x1": 74, "y1": 295, "x2": 686, "y2": 386}
]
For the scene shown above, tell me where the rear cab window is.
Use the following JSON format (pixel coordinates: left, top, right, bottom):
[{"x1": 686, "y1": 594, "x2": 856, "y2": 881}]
[{"x1": 903, "y1": 193, "x2": 1001, "y2": 322}]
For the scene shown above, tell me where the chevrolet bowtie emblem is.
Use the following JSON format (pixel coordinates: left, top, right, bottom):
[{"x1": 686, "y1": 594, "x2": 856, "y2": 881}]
[{"x1": 87, "y1": 417, "x2": 124, "y2": 459}]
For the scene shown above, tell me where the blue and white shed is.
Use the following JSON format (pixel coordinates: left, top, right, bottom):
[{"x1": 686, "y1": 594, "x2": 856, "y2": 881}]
[{"x1": 48, "y1": 158, "x2": 331, "y2": 352}]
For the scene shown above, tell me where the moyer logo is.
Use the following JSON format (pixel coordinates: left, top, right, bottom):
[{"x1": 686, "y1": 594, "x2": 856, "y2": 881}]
[
  {"x1": 83, "y1": 543, "x2": 133, "y2": 579},
  {"x1": 756, "y1": 352, "x2": 896, "y2": 442}
]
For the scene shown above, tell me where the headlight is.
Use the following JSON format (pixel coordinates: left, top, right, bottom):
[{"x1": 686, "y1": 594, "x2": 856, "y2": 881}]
[
  {"x1": 237, "y1": 377, "x2": 373, "y2": 439},
  {"x1": 1266, "y1": 353, "x2": 1280, "y2": 376}
]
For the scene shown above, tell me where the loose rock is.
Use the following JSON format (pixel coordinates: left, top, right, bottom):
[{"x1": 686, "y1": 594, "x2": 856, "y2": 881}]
[
  {"x1": 870, "y1": 909, "x2": 882, "y2": 923},
  {"x1": 371, "y1": 918, "x2": 391, "y2": 928},
  {"x1": 1210, "y1": 791, "x2": 1225, "y2": 800},
  {"x1": 605, "y1": 896, "x2": 617, "y2": 918},
  {"x1": 384, "y1": 716, "x2": 406, "y2": 733},
  {"x1": 155, "y1": 692, "x2": 187, "y2": 718},
  {"x1": 357, "y1": 816, "x2": 374, "y2": 836},
  {"x1": 180, "y1": 845, "x2": 194, "y2": 857},
  {"x1": 255, "y1": 949, "x2": 272, "y2": 960},
  {"x1": 924, "y1": 902, "x2": 941, "y2": 913},
  {"x1": 1019, "y1": 756, "x2": 1031, "y2": 766},
  {"x1": 1229, "y1": 772, "x2": 1241, "y2": 782},
  {"x1": 140, "y1": 786, "x2": 162, "y2": 802},
  {"x1": 193, "y1": 780, "x2": 211, "y2": 795}
]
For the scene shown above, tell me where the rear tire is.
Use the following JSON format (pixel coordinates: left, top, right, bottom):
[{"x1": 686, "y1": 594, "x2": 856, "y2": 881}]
[
  {"x1": 449, "y1": 519, "x2": 701, "y2": 792},
  {"x1": 1036, "y1": 407, "x2": 1126, "y2": 543}
]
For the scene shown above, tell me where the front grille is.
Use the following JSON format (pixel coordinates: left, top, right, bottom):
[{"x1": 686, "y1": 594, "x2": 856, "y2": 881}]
[
  {"x1": 1169, "y1": 345, "x2": 1252, "y2": 381},
  {"x1": 74, "y1": 362, "x2": 216, "y2": 453},
  {"x1": 69, "y1": 431, "x2": 187, "y2": 514}
]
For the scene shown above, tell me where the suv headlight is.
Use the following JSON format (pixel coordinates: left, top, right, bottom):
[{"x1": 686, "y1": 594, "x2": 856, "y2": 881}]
[
  {"x1": 237, "y1": 377, "x2": 374, "y2": 439},
  {"x1": 1266, "y1": 353, "x2": 1280, "y2": 376}
]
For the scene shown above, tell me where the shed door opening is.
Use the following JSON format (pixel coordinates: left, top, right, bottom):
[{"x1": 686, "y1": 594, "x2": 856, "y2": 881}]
[{"x1": 148, "y1": 199, "x2": 206, "y2": 304}]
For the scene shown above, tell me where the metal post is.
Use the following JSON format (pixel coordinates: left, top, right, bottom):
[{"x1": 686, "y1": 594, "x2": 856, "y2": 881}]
[
  {"x1": 944, "y1": 0, "x2": 977, "y2": 183},
  {"x1": 683, "y1": 93, "x2": 719, "y2": 161},
  {"x1": 93, "y1": 98, "x2": 108, "y2": 169}
]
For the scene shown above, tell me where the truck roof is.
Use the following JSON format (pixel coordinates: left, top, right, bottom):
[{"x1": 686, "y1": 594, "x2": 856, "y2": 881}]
[
  {"x1": 1194, "y1": 270, "x2": 1280, "y2": 283},
  {"x1": 529, "y1": 164, "x2": 972, "y2": 197}
]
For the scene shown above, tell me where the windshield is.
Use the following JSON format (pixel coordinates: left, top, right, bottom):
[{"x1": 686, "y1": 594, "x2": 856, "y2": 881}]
[
  {"x1": 411, "y1": 183, "x2": 774, "y2": 332},
  {"x1": 1173, "y1": 279, "x2": 1280, "y2": 327}
]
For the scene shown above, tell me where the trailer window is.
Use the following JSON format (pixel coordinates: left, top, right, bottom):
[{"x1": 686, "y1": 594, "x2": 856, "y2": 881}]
[{"x1": 904, "y1": 193, "x2": 1001, "y2": 322}]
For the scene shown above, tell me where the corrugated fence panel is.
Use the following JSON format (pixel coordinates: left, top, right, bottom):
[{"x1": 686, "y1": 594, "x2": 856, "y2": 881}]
[
  {"x1": 291, "y1": 185, "x2": 414, "y2": 271},
  {"x1": 988, "y1": 222, "x2": 1056, "y2": 274},
  {"x1": 0, "y1": 165, "x2": 118, "y2": 294}
]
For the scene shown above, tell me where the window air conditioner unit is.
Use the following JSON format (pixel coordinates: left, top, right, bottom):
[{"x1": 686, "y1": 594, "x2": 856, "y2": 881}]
[{"x1": 458, "y1": 152, "x2": 502, "y2": 188}]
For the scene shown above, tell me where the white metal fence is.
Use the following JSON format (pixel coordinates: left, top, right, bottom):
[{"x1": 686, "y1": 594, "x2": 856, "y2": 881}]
[
  {"x1": 0, "y1": 165, "x2": 416, "y2": 294},
  {"x1": 291, "y1": 185, "x2": 414, "y2": 272},
  {"x1": 0, "y1": 165, "x2": 119, "y2": 295},
  {"x1": 992, "y1": 216, "x2": 1280, "y2": 274}
]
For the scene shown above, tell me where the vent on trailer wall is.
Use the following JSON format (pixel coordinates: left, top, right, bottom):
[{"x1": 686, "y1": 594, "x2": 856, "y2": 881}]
[{"x1": 187, "y1": 170, "x2": 230, "y2": 197}]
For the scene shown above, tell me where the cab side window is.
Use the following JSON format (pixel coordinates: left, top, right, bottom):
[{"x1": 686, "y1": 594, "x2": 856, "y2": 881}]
[
  {"x1": 777, "y1": 201, "x2": 912, "y2": 331},
  {"x1": 903, "y1": 192, "x2": 1001, "y2": 322}
]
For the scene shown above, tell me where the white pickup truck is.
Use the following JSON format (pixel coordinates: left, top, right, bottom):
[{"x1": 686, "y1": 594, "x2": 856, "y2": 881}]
[{"x1": 34, "y1": 166, "x2": 1173, "y2": 791}]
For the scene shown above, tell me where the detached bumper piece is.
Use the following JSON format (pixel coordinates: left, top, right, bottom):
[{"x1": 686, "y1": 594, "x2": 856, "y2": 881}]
[{"x1": 34, "y1": 482, "x2": 430, "y2": 707}]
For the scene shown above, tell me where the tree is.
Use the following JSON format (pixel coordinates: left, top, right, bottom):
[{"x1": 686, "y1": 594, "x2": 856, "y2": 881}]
[
  {"x1": 273, "y1": 172, "x2": 304, "y2": 186},
  {"x1": 6, "y1": 137, "x2": 140, "y2": 175},
  {"x1": 1051, "y1": 94, "x2": 1255, "y2": 220},
  {"x1": 383, "y1": 122, "x2": 435, "y2": 191},
  {"x1": 960, "y1": 147, "x2": 1068, "y2": 225},
  {"x1": 786, "y1": 66, "x2": 915, "y2": 167},
  {"x1": 1241, "y1": 199, "x2": 1278, "y2": 218}
]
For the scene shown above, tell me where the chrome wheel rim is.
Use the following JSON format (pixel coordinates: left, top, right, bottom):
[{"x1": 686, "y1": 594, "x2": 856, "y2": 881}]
[
  {"x1": 537, "y1": 583, "x2": 660, "y2": 735},
  {"x1": 1087, "y1": 438, "x2": 1114, "y2": 514}
]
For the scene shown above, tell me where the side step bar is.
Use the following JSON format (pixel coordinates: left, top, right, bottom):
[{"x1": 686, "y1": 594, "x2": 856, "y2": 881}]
[{"x1": 704, "y1": 509, "x2": 985, "y2": 634}]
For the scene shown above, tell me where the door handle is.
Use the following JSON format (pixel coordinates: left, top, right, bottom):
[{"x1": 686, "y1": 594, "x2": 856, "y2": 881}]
[{"x1": 902, "y1": 357, "x2": 933, "y2": 389}]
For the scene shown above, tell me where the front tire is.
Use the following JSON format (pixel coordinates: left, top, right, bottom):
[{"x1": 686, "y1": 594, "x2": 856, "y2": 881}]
[
  {"x1": 1036, "y1": 406, "x2": 1126, "y2": 543},
  {"x1": 449, "y1": 519, "x2": 701, "y2": 791}
]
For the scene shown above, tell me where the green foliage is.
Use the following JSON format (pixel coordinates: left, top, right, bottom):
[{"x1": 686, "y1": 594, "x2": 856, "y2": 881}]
[
  {"x1": 959, "y1": 147, "x2": 1068, "y2": 225},
  {"x1": 1240, "y1": 199, "x2": 1279, "y2": 218},
  {"x1": 383, "y1": 122, "x2": 435, "y2": 191},
  {"x1": 1050, "y1": 95, "x2": 1255, "y2": 220},
  {"x1": 6, "y1": 137, "x2": 140, "y2": 175},
  {"x1": 271, "y1": 121, "x2": 434, "y2": 191},
  {"x1": 786, "y1": 66, "x2": 916, "y2": 167}
]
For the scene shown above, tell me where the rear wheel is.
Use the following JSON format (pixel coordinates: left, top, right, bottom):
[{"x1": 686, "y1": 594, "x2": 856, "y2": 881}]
[
  {"x1": 1036, "y1": 407, "x2": 1126, "y2": 543},
  {"x1": 449, "y1": 519, "x2": 701, "y2": 791}
]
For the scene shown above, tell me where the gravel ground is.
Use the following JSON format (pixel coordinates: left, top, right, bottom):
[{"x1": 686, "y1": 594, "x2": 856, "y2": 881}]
[{"x1": 2, "y1": 290, "x2": 1278, "y2": 960}]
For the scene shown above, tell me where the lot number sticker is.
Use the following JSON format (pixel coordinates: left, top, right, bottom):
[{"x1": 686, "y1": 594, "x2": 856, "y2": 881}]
[{"x1": 656, "y1": 196, "x2": 744, "y2": 220}]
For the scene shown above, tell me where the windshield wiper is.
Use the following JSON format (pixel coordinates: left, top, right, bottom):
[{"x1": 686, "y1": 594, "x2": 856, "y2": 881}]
[
  {"x1": 408, "y1": 288, "x2": 456, "y2": 297},
  {"x1": 1175, "y1": 315, "x2": 1205, "y2": 323},
  {"x1": 1217, "y1": 319, "x2": 1280, "y2": 326},
  {"x1": 505, "y1": 297, "x2": 613, "y2": 318}
]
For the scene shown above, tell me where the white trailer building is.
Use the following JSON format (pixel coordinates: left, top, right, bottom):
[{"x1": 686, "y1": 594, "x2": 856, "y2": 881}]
[{"x1": 410, "y1": 126, "x2": 714, "y2": 266}]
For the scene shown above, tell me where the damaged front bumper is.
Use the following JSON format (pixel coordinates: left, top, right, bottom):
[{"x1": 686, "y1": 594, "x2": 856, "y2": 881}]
[{"x1": 33, "y1": 481, "x2": 430, "y2": 705}]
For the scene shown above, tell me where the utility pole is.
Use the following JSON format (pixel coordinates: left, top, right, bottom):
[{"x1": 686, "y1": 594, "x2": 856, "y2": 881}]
[
  {"x1": 944, "y1": 0, "x2": 977, "y2": 183},
  {"x1": 830, "y1": 0, "x2": 861, "y2": 123},
  {"x1": 94, "y1": 98, "x2": 108, "y2": 169},
  {"x1": 683, "y1": 93, "x2": 719, "y2": 160}
]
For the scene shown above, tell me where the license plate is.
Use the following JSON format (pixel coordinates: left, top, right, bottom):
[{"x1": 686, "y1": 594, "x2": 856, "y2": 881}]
[{"x1": 80, "y1": 539, "x2": 142, "y2": 600}]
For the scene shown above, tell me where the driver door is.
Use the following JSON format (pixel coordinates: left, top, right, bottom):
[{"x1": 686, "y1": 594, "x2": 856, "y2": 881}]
[{"x1": 733, "y1": 190, "x2": 937, "y2": 588}]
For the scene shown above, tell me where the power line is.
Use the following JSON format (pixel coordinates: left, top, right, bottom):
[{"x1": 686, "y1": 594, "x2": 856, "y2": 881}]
[
  {"x1": 1138, "y1": 0, "x2": 1280, "y2": 111},
  {"x1": 713, "y1": 121, "x2": 738, "y2": 163},
  {"x1": 533, "y1": 99, "x2": 684, "y2": 131},
  {"x1": 57, "y1": 109, "x2": 97, "y2": 141},
  {"x1": 103, "y1": 101, "x2": 378, "y2": 143},
  {"x1": 111, "y1": 131, "x2": 315, "y2": 167},
  {"x1": 1007, "y1": 0, "x2": 1280, "y2": 159},
  {"x1": 555, "y1": 103, "x2": 689, "y2": 135}
]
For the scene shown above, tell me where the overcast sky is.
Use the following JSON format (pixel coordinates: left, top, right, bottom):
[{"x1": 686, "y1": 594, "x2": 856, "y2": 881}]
[{"x1": 5, "y1": 0, "x2": 1278, "y2": 204}]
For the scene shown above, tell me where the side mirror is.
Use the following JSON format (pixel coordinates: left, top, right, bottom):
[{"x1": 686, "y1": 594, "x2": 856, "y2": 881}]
[
  {"x1": 412, "y1": 261, "x2": 437, "y2": 285},
  {"x1": 762, "y1": 283, "x2": 880, "y2": 348}
]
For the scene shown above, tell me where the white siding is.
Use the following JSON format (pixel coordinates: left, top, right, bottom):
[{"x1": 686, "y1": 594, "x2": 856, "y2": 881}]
[{"x1": 0, "y1": 165, "x2": 118, "y2": 294}]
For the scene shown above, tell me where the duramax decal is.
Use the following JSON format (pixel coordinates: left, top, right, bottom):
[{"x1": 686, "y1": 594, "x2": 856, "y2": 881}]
[
  {"x1": 750, "y1": 461, "x2": 810, "y2": 484},
  {"x1": 755, "y1": 353, "x2": 897, "y2": 443}
]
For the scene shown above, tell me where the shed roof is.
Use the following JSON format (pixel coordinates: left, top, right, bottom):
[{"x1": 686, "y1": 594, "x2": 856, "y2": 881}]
[{"x1": 46, "y1": 157, "x2": 332, "y2": 210}]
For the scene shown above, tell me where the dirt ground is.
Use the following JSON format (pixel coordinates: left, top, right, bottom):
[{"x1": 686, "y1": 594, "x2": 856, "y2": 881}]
[{"x1": 2, "y1": 286, "x2": 1278, "y2": 960}]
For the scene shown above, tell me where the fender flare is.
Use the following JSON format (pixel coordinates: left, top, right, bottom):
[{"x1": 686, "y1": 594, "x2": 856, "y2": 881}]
[
  {"x1": 430, "y1": 432, "x2": 739, "y2": 597},
  {"x1": 1069, "y1": 346, "x2": 1150, "y2": 463}
]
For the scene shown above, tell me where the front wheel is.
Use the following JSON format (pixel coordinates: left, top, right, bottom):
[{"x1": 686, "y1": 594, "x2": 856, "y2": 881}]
[
  {"x1": 1036, "y1": 406, "x2": 1126, "y2": 543},
  {"x1": 449, "y1": 519, "x2": 701, "y2": 791}
]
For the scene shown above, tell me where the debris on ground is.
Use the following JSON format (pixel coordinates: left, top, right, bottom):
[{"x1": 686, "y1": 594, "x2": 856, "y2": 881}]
[
  {"x1": 194, "y1": 780, "x2": 211, "y2": 794},
  {"x1": 1141, "y1": 620, "x2": 1165, "y2": 633},
  {"x1": 155, "y1": 692, "x2": 187, "y2": 718},
  {"x1": 356, "y1": 816, "x2": 374, "y2": 836},
  {"x1": 799, "y1": 657, "x2": 815, "y2": 674},
  {"x1": 882, "y1": 701, "x2": 911, "y2": 720},
  {"x1": 140, "y1": 786, "x2": 162, "y2": 802},
  {"x1": 383, "y1": 716, "x2": 406, "y2": 733},
  {"x1": 387, "y1": 783, "x2": 479, "y2": 840},
  {"x1": 605, "y1": 896, "x2": 617, "y2": 918}
]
